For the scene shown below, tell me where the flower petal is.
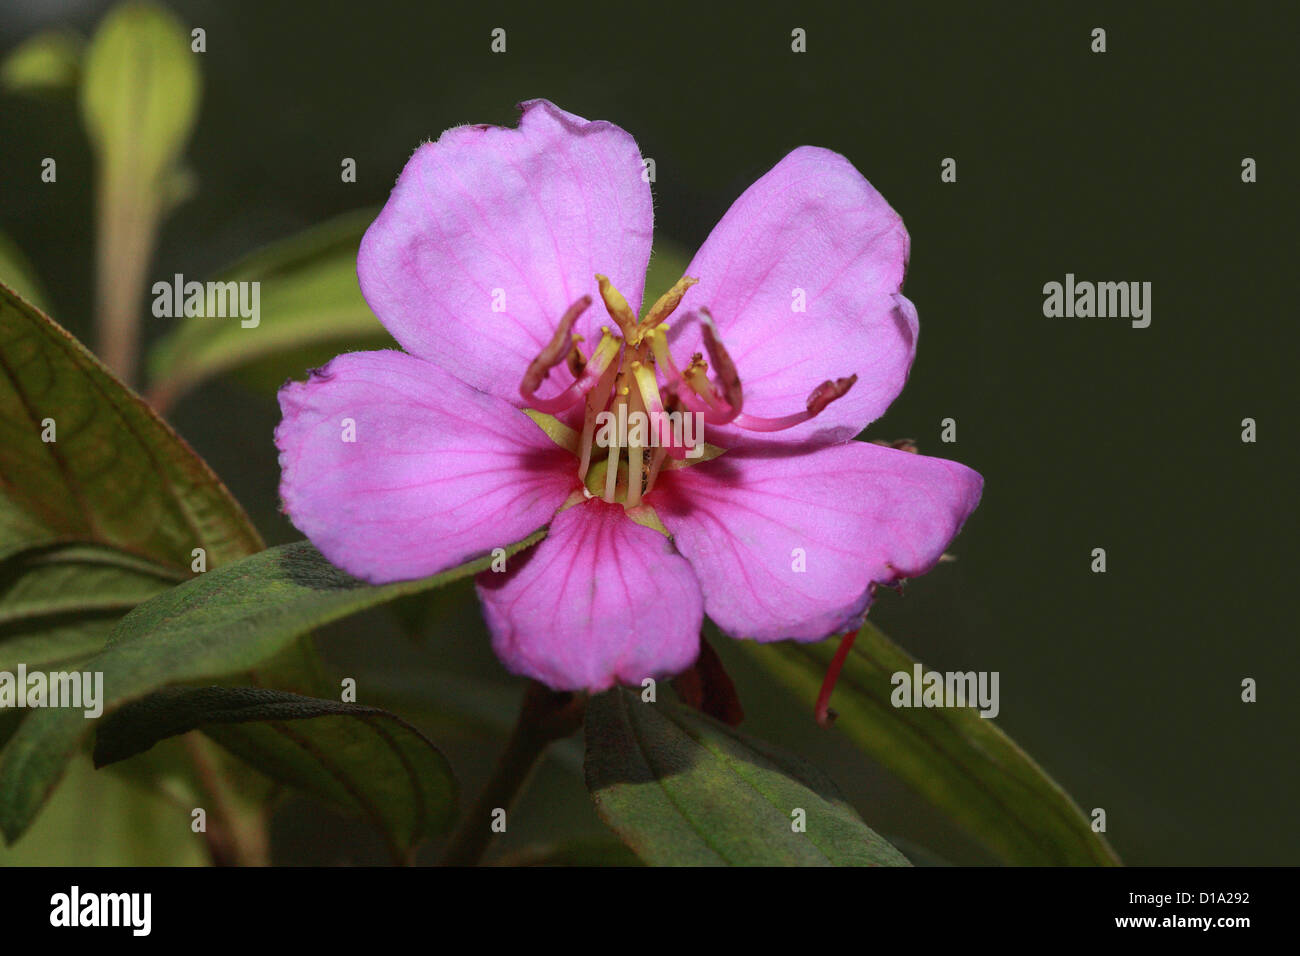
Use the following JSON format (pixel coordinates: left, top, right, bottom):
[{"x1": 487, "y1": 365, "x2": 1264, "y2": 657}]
[
  {"x1": 276, "y1": 350, "x2": 575, "y2": 583},
  {"x1": 672, "y1": 146, "x2": 914, "y2": 448},
  {"x1": 477, "y1": 499, "x2": 703, "y2": 692},
  {"x1": 653, "y1": 441, "x2": 982, "y2": 641},
  {"x1": 357, "y1": 99, "x2": 653, "y2": 404}
]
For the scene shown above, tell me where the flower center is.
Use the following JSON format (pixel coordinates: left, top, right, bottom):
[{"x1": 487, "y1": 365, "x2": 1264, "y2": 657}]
[{"x1": 519, "y1": 274, "x2": 858, "y2": 508}]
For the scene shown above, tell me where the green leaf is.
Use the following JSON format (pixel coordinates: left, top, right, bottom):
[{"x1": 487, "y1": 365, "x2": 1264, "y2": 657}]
[
  {"x1": 147, "y1": 209, "x2": 393, "y2": 407},
  {"x1": 0, "y1": 30, "x2": 83, "y2": 95},
  {"x1": 80, "y1": 0, "x2": 201, "y2": 382},
  {"x1": 0, "y1": 284, "x2": 262, "y2": 566},
  {"x1": 0, "y1": 545, "x2": 183, "y2": 671},
  {"x1": 738, "y1": 622, "x2": 1122, "y2": 866},
  {"x1": 585, "y1": 688, "x2": 910, "y2": 866},
  {"x1": 94, "y1": 686, "x2": 457, "y2": 854},
  {"x1": 0, "y1": 533, "x2": 542, "y2": 844},
  {"x1": 0, "y1": 545, "x2": 183, "y2": 626},
  {"x1": 0, "y1": 284, "x2": 262, "y2": 692}
]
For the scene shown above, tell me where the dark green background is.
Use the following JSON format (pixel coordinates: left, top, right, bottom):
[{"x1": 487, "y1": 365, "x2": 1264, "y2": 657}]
[{"x1": 1, "y1": 0, "x2": 1294, "y2": 865}]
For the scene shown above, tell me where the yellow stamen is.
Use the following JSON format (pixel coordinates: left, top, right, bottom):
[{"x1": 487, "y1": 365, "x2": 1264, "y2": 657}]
[
  {"x1": 639, "y1": 275, "x2": 698, "y2": 337},
  {"x1": 630, "y1": 358, "x2": 666, "y2": 414},
  {"x1": 683, "y1": 355, "x2": 723, "y2": 411},
  {"x1": 625, "y1": 364, "x2": 648, "y2": 507},
  {"x1": 645, "y1": 327, "x2": 681, "y2": 381},
  {"x1": 596, "y1": 274, "x2": 639, "y2": 340}
]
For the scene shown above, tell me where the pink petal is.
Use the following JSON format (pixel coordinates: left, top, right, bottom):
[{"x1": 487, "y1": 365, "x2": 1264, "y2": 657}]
[
  {"x1": 672, "y1": 146, "x2": 914, "y2": 448},
  {"x1": 276, "y1": 350, "x2": 575, "y2": 583},
  {"x1": 652, "y1": 441, "x2": 982, "y2": 641},
  {"x1": 357, "y1": 99, "x2": 653, "y2": 404},
  {"x1": 477, "y1": 499, "x2": 703, "y2": 691}
]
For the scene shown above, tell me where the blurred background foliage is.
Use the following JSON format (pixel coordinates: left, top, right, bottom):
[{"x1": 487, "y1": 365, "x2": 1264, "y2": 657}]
[{"x1": 0, "y1": 0, "x2": 1294, "y2": 865}]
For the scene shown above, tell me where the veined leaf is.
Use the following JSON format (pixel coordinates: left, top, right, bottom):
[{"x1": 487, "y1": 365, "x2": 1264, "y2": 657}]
[
  {"x1": 0, "y1": 545, "x2": 184, "y2": 672},
  {"x1": 0, "y1": 284, "x2": 261, "y2": 685},
  {"x1": 94, "y1": 686, "x2": 457, "y2": 855},
  {"x1": 0, "y1": 284, "x2": 262, "y2": 567},
  {"x1": 738, "y1": 623, "x2": 1122, "y2": 866},
  {"x1": 585, "y1": 688, "x2": 910, "y2": 866},
  {"x1": 0, "y1": 533, "x2": 542, "y2": 844}
]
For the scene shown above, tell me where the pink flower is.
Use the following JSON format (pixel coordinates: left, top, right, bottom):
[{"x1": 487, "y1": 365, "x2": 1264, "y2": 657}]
[{"x1": 275, "y1": 99, "x2": 982, "y2": 692}]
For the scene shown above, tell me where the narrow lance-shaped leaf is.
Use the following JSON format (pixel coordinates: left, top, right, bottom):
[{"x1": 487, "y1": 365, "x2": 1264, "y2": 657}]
[
  {"x1": 0, "y1": 533, "x2": 543, "y2": 844},
  {"x1": 585, "y1": 687, "x2": 910, "y2": 866},
  {"x1": 95, "y1": 686, "x2": 458, "y2": 856},
  {"x1": 738, "y1": 622, "x2": 1122, "y2": 866}
]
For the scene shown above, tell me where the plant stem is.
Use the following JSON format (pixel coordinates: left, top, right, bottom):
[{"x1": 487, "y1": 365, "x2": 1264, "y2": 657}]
[
  {"x1": 439, "y1": 680, "x2": 585, "y2": 867},
  {"x1": 183, "y1": 733, "x2": 269, "y2": 866},
  {"x1": 94, "y1": 174, "x2": 160, "y2": 386}
]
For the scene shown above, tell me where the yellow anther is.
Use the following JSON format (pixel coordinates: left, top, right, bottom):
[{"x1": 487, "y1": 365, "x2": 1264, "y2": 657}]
[
  {"x1": 640, "y1": 275, "x2": 698, "y2": 335},
  {"x1": 596, "y1": 274, "x2": 639, "y2": 340},
  {"x1": 683, "y1": 359, "x2": 722, "y2": 411}
]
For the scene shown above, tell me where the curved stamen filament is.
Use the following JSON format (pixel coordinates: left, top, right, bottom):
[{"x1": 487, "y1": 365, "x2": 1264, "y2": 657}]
[
  {"x1": 646, "y1": 328, "x2": 727, "y2": 422},
  {"x1": 519, "y1": 295, "x2": 589, "y2": 408},
  {"x1": 698, "y1": 308, "x2": 742, "y2": 425},
  {"x1": 521, "y1": 314, "x2": 620, "y2": 414},
  {"x1": 732, "y1": 374, "x2": 859, "y2": 432}
]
